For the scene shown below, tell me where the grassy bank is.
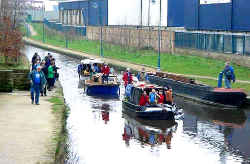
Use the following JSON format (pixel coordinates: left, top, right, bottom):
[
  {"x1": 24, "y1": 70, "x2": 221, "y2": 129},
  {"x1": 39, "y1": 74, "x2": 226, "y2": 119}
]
[
  {"x1": 48, "y1": 84, "x2": 69, "y2": 163},
  {"x1": 30, "y1": 23, "x2": 250, "y2": 91}
]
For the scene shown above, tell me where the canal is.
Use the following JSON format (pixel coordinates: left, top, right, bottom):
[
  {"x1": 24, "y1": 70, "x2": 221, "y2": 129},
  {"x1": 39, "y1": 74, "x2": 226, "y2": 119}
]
[{"x1": 25, "y1": 45, "x2": 250, "y2": 164}]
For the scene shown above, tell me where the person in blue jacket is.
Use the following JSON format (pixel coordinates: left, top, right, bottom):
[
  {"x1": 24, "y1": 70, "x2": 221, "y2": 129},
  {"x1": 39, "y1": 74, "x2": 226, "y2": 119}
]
[
  {"x1": 77, "y1": 60, "x2": 85, "y2": 79},
  {"x1": 222, "y1": 62, "x2": 235, "y2": 89},
  {"x1": 29, "y1": 66, "x2": 47, "y2": 105}
]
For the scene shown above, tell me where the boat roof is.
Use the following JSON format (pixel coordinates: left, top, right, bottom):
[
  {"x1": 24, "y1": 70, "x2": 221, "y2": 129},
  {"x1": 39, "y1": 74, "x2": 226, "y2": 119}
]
[
  {"x1": 82, "y1": 59, "x2": 92, "y2": 64},
  {"x1": 90, "y1": 59, "x2": 104, "y2": 64},
  {"x1": 134, "y1": 82, "x2": 163, "y2": 89},
  {"x1": 82, "y1": 58, "x2": 104, "y2": 64}
]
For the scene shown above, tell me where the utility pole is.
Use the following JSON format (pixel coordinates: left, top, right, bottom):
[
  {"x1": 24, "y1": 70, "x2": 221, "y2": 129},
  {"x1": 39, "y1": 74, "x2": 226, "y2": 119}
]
[
  {"x1": 148, "y1": 0, "x2": 150, "y2": 26},
  {"x1": 140, "y1": 0, "x2": 142, "y2": 26},
  {"x1": 99, "y1": 6, "x2": 103, "y2": 57},
  {"x1": 42, "y1": 3, "x2": 45, "y2": 43},
  {"x1": 157, "y1": 0, "x2": 162, "y2": 71}
]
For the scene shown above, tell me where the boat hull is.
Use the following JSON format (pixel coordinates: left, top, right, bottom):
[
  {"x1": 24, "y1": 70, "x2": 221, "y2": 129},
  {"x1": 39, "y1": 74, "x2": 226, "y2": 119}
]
[
  {"x1": 122, "y1": 100, "x2": 175, "y2": 120},
  {"x1": 86, "y1": 84, "x2": 120, "y2": 96},
  {"x1": 204, "y1": 88, "x2": 247, "y2": 107},
  {"x1": 148, "y1": 75, "x2": 247, "y2": 108}
]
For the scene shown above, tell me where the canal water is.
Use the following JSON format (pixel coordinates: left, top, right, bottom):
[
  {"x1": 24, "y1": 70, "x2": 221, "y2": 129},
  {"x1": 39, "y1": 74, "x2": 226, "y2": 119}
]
[{"x1": 25, "y1": 45, "x2": 250, "y2": 164}]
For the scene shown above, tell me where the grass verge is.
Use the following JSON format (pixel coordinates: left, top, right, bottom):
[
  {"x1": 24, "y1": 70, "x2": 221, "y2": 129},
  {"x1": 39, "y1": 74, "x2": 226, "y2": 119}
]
[
  {"x1": 29, "y1": 23, "x2": 250, "y2": 92},
  {"x1": 47, "y1": 84, "x2": 69, "y2": 163}
]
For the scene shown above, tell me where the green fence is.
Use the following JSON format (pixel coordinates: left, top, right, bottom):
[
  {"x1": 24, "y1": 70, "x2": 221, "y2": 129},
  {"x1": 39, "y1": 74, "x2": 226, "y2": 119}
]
[{"x1": 175, "y1": 32, "x2": 250, "y2": 56}]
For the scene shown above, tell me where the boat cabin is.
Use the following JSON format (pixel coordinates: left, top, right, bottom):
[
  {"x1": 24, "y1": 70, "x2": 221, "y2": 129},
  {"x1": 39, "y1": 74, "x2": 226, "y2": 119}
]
[
  {"x1": 126, "y1": 83, "x2": 172, "y2": 107},
  {"x1": 79, "y1": 58, "x2": 104, "y2": 79}
]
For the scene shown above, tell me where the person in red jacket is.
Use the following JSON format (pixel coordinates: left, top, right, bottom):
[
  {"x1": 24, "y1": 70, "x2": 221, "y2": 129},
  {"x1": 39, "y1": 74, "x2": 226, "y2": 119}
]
[
  {"x1": 157, "y1": 91, "x2": 165, "y2": 105},
  {"x1": 123, "y1": 68, "x2": 133, "y2": 88},
  {"x1": 101, "y1": 63, "x2": 110, "y2": 84},
  {"x1": 139, "y1": 91, "x2": 149, "y2": 106}
]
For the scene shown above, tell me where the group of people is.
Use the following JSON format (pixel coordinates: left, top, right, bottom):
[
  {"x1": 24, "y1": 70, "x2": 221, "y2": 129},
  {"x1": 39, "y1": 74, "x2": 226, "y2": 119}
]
[
  {"x1": 139, "y1": 88, "x2": 173, "y2": 107},
  {"x1": 29, "y1": 52, "x2": 59, "y2": 105},
  {"x1": 77, "y1": 60, "x2": 113, "y2": 84}
]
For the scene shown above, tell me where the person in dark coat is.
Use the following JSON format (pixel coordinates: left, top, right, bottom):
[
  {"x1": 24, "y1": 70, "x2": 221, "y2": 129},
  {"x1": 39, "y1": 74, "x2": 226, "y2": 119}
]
[
  {"x1": 223, "y1": 62, "x2": 235, "y2": 89},
  {"x1": 40, "y1": 60, "x2": 48, "y2": 96}
]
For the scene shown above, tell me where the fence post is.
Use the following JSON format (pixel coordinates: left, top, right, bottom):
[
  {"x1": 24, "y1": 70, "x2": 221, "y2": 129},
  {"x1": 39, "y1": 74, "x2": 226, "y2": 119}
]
[
  {"x1": 43, "y1": 19, "x2": 45, "y2": 43},
  {"x1": 243, "y1": 35, "x2": 246, "y2": 55},
  {"x1": 222, "y1": 34, "x2": 225, "y2": 53},
  {"x1": 232, "y1": 35, "x2": 235, "y2": 54}
]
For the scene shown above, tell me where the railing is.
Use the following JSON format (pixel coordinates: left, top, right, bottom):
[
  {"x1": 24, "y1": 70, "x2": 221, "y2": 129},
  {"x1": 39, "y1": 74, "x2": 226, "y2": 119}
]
[{"x1": 175, "y1": 32, "x2": 250, "y2": 56}]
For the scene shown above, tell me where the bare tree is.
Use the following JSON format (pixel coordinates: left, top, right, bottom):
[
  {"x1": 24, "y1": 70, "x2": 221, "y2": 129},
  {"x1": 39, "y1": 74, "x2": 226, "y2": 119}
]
[
  {"x1": 0, "y1": 0, "x2": 26, "y2": 64},
  {"x1": 0, "y1": 0, "x2": 27, "y2": 29}
]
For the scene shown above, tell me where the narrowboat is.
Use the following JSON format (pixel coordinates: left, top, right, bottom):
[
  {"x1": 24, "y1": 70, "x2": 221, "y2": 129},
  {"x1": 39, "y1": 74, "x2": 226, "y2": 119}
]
[
  {"x1": 122, "y1": 83, "x2": 183, "y2": 120},
  {"x1": 78, "y1": 58, "x2": 121, "y2": 97},
  {"x1": 174, "y1": 96, "x2": 247, "y2": 127},
  {"x1": 84, "y1": 73, "x2": 120, "y2": 96},
  {"x1": 147, "y1": 72, "x2": 248, "y2": 108}
]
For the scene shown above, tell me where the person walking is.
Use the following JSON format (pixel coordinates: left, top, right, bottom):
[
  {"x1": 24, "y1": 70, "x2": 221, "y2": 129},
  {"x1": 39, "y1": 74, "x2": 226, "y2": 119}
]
[
  {"x1": 223, "y1": 62, "x2": 235, "y2": 89},
  {"x1": 47, "y1": 62, "x2": 55, "y2": 91},
  {"x1": 40, "y1": 60, "x2": 48, "y2": 96},
  {"x1": 29, "y1": 66, "x2": 46, "y2": 105}
]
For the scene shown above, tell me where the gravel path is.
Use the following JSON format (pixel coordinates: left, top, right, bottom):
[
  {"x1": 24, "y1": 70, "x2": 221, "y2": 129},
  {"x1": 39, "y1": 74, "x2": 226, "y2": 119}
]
[{"x1": 0, "y1": 91, "x2": 55, "y2": 164}]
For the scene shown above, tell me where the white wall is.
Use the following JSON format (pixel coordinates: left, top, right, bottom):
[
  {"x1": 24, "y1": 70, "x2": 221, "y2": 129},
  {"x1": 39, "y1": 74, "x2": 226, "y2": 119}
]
[{"x1": 108, "y1": 0, "x2": 168, "y2": 26}]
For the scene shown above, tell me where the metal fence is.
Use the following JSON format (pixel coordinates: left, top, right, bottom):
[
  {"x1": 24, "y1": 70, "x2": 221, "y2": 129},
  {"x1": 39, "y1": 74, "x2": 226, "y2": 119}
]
[
  {"x1": 175, "y1": 32, "x2": 250, "y2": 56},
  {"x1": 44, "y1": 20, "x2": 86, "y2": 36}
]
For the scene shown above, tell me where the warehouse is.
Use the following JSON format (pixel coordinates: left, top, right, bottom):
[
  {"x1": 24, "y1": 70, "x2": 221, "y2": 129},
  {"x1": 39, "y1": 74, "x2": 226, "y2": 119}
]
[
  {"x1": 58, "y1": 0, "x2": 185, "y2": 27},
  {"x1": 58, "y1": 0, "x2": 108, "y2": 26},
  {"x1": 185, "y1": 0, "x2": 250, "y2": 32}
]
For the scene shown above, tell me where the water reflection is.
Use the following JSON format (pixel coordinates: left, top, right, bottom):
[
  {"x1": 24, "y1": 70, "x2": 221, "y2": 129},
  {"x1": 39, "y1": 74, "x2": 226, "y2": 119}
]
[
  {"x1": 24, "y1": 45, "x2": 250, "y2": 164},
  {"x1": 122, "y1": 114, "x2": 178, "y2": 149},
  {"x1": 176, "y1": 96, "x2": 249, "y2": 163}
]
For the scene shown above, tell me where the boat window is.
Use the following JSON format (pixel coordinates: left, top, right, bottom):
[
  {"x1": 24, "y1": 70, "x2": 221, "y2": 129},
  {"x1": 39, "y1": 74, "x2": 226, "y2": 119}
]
[
  {"x1": 128, "y1": 87, "x2": 135, "y2": 102},
  {"x1": 130, "y1": 88, "x2": 142, "y2": 105}
]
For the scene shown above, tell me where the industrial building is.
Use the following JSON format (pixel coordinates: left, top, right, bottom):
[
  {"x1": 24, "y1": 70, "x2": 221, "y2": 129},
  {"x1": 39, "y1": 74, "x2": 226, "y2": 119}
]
[
  {"x1": 58, "y1": 0, "x2": 186, "y2": 27},
  {"x1": 55, "y1": 0, "x2": 250, "y2": 56},
  {"x1": 184, "y1": 0, "x2": 250, "y2": 31}
]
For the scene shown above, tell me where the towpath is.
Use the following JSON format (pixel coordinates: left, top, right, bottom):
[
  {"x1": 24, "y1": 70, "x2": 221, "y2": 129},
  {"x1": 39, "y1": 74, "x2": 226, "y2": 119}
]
[{"x1": 0, "y1": 91, "x2": 56, "y2": 164}]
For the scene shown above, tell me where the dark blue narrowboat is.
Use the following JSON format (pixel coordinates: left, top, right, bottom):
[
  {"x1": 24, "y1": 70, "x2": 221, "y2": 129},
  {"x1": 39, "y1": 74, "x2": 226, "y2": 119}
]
[
  {"x1": 122, "y1": 83, "x2": 183, "y2": 120},
  {"x1": 147, "y1": 73, "x2": 248, "y2": 108},
  {"x1": 85, "y1": 74, "x2": 120, "y2": 97}
]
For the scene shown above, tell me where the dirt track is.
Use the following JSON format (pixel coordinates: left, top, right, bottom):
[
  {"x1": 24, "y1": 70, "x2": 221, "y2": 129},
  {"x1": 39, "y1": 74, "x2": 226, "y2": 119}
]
[{"x1": 0, "y1": 91, "x2": 55, "y2": 164}]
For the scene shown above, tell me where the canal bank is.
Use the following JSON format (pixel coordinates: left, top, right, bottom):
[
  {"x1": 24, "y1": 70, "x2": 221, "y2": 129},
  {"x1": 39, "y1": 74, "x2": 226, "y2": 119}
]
[
  {"x1": 23, "y1": 37, "x2": 250, "y2": 108},
  {"x1": 23, "y1": 45, "x2": 250, "y2": 164},
  {"x1": 0, "y1": 82, "x2": 67, "y2": 164}
]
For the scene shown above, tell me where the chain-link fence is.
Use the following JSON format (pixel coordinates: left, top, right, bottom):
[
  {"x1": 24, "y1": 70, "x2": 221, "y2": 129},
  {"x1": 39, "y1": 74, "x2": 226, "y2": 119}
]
[
  {"x1": 38, "y1": 21, "x2": 174, "y2": 65},
  {"x1": 175, "y1": 32, "x2": 250, "y2": 56}
]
